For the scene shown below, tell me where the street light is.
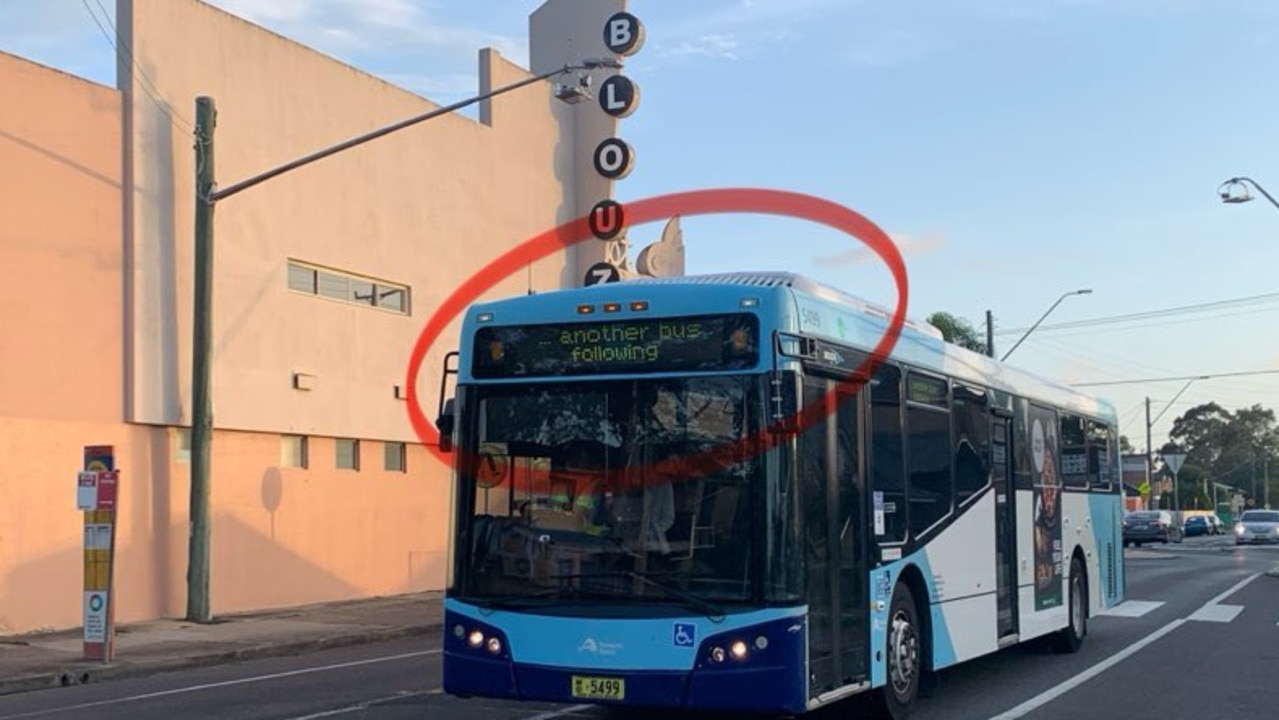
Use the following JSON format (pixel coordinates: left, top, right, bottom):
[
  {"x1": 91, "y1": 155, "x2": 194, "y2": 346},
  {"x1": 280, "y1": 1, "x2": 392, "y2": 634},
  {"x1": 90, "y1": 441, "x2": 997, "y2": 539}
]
[
  {"x1": 186, "y1": 56, "x2": 623, "y2": 623},
  {"x1": 1218, "y1": 176, "x2": 1279, "y2": 211},
  {"x1": 999, "y1": 289, "x2": 1093, "y2": 362}
]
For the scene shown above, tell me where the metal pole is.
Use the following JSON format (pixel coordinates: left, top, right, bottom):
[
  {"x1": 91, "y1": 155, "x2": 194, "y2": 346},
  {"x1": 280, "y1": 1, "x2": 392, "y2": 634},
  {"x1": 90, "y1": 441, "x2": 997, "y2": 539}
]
[
  {"x1": 1000, "y1": 289, "x2": 1091, "y2": 362},
  {"x1": 985, "y1": 310, "x2": 995, "y2": 358},
  {"x1": 1145, "y1": 397, "x2": 1153, "y2": 510},
  {"x1": 188, "y1": 96, "x2": 216, "y2": 623}
]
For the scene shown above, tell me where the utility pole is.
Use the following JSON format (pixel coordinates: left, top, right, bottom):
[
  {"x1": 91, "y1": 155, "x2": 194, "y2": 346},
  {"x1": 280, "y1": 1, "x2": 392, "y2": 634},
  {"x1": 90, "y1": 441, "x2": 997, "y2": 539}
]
[
  {"x1": 985, "y1": 310, "x2": 995, "y2": 358},
  {"x1": 1265, "y1": 458, "x2": 1270, "y2": 508},
  {"x1": 182, "y1": 59, "x2": 622, "y2": 624},
  {"x1": 1145, "y1": 397, "x2": 1153, "y2": 510},
  {"x1": 188, "y1": 97, "x2": 216, "y2": 623}
]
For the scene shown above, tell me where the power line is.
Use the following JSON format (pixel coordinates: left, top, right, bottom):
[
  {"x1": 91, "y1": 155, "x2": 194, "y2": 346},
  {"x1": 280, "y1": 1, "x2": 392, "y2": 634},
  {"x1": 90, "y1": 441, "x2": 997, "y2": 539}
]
[
  {"x1": 80, "y1": 0, "x2": 194, "y2": 133},
  {"x1": 1073, "y1": 369, "x2": 1279, "y2": 388},
  {"x1": 995, "y1": 290, "x2": 1279, "y2": 336}
]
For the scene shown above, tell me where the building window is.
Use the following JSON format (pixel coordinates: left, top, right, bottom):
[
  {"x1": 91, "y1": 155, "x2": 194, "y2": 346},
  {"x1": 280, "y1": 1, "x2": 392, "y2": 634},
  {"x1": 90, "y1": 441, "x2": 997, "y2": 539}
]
[
  {"x1": 175, "y1": 428, "x2": 191, "y2": 463},
  {"x1": 384, "y1": 442, "x2": 407, "y2": 472},
  {"x1": 336, "y1": 438, "x2": 360, "y2": 470},
  {"x1": 281, "y1": 435, "x2": 308, "y2": 468},
  {"x1": 287, "y1": 260, "x2": 410, "y2": 314}
]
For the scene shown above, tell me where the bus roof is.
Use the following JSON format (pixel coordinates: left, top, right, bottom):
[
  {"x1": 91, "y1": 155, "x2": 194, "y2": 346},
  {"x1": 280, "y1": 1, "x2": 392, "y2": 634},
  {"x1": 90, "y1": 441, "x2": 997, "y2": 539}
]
[{"x1": 466, "y1": 271, "x2": 1116, "y2": 421}]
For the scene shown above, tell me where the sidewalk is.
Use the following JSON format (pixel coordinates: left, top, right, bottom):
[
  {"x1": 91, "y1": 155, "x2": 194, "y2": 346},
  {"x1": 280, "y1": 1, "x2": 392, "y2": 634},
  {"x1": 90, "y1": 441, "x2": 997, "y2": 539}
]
[{"x1": 0, "y1": 592, "x2": 443, "y2": 697}]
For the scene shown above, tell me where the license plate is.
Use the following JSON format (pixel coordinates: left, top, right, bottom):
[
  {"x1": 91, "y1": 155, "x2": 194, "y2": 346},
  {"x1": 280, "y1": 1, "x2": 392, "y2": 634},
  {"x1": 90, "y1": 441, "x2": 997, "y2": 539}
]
[{"x1": 570, "y1": 675, "x2": 625, "y2": 701}]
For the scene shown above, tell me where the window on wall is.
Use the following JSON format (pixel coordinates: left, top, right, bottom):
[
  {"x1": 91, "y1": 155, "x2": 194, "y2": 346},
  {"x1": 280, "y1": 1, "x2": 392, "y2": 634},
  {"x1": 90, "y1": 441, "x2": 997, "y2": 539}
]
[
  {"x1": 336, "y1": 438, "x2": 360, "y2": 470},
  {"x1": 287, "y1": 260, "x2": 410, "y2": 314},
  {"x1": 384, "y1": 442, "x2": 406, "y2": 472},
  {"x1": 281, "y1": 435, "x2": 308, "y2": 468},
  {"x1": 175, "y1": 427, "x2": 191, "y2": 463},
  {"x1": 1060, "y1": 413, "x2": 1089, "y2": 488},
  {"x1": 907, "y1": 372, "x2": 952, "y2": 536}
]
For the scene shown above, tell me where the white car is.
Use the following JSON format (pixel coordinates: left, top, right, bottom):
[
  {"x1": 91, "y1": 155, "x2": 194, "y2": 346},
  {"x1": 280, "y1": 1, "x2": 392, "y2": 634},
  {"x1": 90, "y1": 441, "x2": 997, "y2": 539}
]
[{"x1": 1234, "y1": 510, "x2": 1279, "y2": 545}]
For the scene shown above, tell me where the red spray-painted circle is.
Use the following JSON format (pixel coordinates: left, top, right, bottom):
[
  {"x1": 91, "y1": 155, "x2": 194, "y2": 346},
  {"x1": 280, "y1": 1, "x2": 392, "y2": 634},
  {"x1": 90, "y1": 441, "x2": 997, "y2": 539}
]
[{"x1": 405, "y1": 188, "x2": 908, "y2": 481}]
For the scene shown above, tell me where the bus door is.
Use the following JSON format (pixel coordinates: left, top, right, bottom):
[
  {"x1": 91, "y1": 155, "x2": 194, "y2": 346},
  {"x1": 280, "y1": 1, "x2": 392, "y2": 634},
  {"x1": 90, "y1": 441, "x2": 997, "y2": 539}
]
[
  {"x1": 800, "y1": 377, "x2": 868, "y2": 696},
  {"x1": 991, "y1": 408, "x2": 1018, "y2": 639}
]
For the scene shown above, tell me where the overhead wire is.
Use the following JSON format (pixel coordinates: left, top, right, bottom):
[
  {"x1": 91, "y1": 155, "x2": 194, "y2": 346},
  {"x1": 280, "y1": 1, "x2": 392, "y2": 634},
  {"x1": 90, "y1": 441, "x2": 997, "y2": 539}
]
[
  {"x1": 80, "y1": 0, "x2": 194, "y2": 134},
  {"x1": 995, "y1": 290, "x2": 1279, "y2": 336}
]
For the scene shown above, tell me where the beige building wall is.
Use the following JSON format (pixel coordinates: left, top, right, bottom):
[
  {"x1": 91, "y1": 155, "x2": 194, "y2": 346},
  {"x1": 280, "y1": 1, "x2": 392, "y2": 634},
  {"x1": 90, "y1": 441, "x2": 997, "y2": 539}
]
[{"x1": 0, "y1": 0, "x2": 604, "y2": 632}]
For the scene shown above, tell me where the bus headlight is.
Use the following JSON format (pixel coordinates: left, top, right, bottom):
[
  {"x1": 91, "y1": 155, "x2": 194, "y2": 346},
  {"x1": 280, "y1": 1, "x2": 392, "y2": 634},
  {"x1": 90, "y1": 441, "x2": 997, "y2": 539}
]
[
  {"x1": 709, "y1": 646, "x2": 726, "y2": 663},
  {"x1": 486, "y1": 637, "x2": 503, "y2": 654},
  {"x1": 468, "y1": 630, "x2": 485, "y2": 647},
  {"x1": 730, "y1": 640, "x2": 749, "y2": 660}
]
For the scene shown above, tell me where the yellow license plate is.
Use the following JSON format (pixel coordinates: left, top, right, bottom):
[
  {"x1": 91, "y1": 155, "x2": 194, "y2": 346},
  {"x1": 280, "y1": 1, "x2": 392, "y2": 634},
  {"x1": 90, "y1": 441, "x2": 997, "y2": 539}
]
[{"x1": 570, "y1": 675, "x2": 625, "y2": 701}]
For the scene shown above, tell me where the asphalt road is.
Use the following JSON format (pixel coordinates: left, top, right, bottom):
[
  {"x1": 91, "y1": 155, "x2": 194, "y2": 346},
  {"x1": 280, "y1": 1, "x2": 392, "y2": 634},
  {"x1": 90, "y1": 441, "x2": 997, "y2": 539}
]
[{"x1": 0, "y1": 537, "x2": 1274, "y2": 720}]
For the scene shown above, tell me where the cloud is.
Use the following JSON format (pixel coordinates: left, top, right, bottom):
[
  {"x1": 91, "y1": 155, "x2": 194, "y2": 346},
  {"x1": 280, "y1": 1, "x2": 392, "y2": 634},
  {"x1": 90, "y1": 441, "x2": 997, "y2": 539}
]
[
  {"x1": 661, "y1": 34, "x2": 740, "y2": 60},
  {"x1": 814, "y1": 232, "x2": 946, "y2": 267}
]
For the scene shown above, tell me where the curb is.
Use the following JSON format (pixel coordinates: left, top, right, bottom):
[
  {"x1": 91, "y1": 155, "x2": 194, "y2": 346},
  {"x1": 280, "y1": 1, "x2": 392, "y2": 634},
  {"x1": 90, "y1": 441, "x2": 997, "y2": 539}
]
[{"x1": 0, "y1": 623, "x2": 439, "y2": 698}]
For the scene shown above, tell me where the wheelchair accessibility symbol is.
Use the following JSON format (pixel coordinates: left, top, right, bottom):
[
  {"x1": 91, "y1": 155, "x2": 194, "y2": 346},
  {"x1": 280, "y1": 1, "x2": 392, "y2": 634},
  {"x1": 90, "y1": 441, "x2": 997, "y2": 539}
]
[{"x1": 673, "y1": 623, "x2": 696, "y2": 648}]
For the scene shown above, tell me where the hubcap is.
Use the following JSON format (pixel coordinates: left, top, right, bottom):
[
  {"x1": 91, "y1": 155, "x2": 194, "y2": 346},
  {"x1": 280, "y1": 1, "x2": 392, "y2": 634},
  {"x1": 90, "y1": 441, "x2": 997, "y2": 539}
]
[{"x1": 888, "y1": 609, "x2": 918, "y2": 696}]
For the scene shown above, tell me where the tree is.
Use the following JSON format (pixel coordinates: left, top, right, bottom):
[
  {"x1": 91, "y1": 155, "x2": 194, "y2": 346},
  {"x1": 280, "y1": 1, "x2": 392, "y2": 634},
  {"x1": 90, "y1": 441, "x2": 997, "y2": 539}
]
[
  {"x1": 1119, "y1": 435, "x2": 1134, "y2": 453},
  {"x1": 1167, "y1": 402, "x2": 1279, "y2": 510},
  {"x1": 926, "y1": 311, "x2": 987, "y2": 354}
]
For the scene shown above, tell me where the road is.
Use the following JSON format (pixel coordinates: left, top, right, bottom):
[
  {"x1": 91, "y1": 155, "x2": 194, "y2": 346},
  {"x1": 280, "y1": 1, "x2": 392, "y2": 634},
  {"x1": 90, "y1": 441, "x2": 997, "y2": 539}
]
[{"x1": 0, "y1": 537, "x2": 1274, "y2": 720}]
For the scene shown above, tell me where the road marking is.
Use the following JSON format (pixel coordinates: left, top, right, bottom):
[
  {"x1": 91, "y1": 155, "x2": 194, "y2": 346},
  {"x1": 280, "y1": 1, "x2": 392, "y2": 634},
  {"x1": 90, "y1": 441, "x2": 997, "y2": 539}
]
[
  {"x1": 519, "y1": 704, "x2": 593, "y2": 720},
  {"x1": 282, "y1": 690, "x2": 430, "y2": 719},
  {"x1": 1187, "y1": 604, "x2": 1244, "y2": 623},
  {"x1": 0, "y1": 649, "x2": 441, "y2": 720},
  {"x1": 1097, "y1": 600, "x2": 1164, "y2": 618},
  {"x1": 987, "y1": 572, "x2": 1261, "y2": 720}
]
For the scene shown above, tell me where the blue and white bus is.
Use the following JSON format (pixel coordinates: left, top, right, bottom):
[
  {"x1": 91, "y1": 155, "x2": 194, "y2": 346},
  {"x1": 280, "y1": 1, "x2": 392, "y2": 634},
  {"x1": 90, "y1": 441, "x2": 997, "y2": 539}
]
[{"x1": 435, "y1": 272, "x2": 1124, "y2": 717}]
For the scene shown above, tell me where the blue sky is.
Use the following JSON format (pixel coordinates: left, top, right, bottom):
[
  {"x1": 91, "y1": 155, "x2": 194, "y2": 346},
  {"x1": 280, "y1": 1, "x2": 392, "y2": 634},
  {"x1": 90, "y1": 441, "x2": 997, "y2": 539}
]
[{"x1": 5, "y1": 0, "x2": 1279, "y2": 452}]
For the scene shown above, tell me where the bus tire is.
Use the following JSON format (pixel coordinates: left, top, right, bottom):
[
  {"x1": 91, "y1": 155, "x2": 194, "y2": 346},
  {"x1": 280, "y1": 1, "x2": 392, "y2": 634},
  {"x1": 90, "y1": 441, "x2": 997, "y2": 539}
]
[
  {"x1": 1052, "y1": 556, "x2": 1087, "y2": 654},
  {"x1": 880, "y1": 582, "x2": 922, "y2": 719}
]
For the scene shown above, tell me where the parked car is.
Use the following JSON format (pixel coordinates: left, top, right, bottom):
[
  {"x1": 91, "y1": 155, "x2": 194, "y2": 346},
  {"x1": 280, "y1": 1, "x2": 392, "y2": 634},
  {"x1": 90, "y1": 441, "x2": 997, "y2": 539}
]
[
  {"x1": 1205, "y1": 513, "x2": 1224, "y2": 535},
  {"x1": 1123, "y1": 510, "x2": 1184, "y2": 546},
  {"x1": 1234, "y1": 509, "x2": 1279, "y2": 545},
  {"x1": 1183, "y1": 515, "x2": 1210, "y2": 537}
]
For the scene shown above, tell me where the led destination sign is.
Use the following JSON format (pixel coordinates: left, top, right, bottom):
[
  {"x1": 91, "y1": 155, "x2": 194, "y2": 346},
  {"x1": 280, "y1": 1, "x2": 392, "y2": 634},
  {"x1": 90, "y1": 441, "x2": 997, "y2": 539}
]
[{"x1": 472, "y1": 313, "x2": 759, "y2": 378}]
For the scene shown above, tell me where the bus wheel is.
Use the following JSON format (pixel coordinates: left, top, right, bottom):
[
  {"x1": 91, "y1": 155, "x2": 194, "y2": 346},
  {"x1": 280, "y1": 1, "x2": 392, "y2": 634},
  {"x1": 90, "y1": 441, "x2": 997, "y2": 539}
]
[
  {"x1": 883, "y1": 582, "x2": 921, "y2": 718},
  {"x1": 1053, "y1": 556, "x2": 1087, "y2": 654}
]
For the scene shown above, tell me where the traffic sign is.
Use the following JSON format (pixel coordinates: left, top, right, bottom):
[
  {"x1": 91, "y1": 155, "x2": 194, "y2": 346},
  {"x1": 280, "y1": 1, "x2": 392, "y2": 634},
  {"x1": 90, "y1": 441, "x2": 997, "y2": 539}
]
[
  {"x1": 1163, "y1": 453, "x2": 1186, "y2": 475},
  {"x1": 584, "y1": 262, "x2": 620, "y2": 286}
]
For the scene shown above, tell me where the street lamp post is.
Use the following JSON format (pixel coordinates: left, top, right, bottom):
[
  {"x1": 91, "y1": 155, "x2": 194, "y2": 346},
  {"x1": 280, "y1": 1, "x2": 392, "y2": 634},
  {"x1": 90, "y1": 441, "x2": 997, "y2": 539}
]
[
  {"x1": 186, "y1": 57, "x2": 622, "y2": 623},
  {"x1": 1000, "y1": 289, "x2": 1093, "y2": 362},
  {"x1": 1218, "y1": 176, "x2": 1279, "y2": 211}
]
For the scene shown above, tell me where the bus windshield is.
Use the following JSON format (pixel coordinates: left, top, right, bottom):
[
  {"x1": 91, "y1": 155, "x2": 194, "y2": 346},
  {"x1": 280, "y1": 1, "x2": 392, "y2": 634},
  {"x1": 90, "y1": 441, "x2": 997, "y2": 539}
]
[{"x1": 454, "y1": 375, "x2": 763, "y2": 612}]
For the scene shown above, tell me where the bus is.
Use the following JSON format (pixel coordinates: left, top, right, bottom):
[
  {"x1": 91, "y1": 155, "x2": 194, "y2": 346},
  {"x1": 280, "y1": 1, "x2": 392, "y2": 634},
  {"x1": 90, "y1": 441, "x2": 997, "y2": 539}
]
[{"x1": 435, "y1": 271, "x2": 1125, "y2": 718}]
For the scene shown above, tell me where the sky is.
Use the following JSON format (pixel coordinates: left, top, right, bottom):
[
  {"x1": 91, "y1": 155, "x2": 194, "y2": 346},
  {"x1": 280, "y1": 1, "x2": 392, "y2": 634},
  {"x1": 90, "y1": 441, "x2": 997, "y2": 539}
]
[{"x1": 4, "y1": 0, "x2": 1279, "y2": 455}]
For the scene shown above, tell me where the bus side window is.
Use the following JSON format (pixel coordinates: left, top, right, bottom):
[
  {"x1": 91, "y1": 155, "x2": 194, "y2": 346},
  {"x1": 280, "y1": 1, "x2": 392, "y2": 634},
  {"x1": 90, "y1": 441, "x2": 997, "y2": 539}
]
[{"x1": 871, "y1": 365, "x2": 907, "y2": 542}]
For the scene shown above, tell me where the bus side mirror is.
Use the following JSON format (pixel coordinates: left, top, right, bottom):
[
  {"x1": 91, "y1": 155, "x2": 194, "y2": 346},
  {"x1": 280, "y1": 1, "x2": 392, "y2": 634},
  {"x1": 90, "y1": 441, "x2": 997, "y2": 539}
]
[
  {"x1": 436, "y1": 398, "x2": 456, "y2": 453},
  {"x1": 769, "y1": 370, "x2": 801, "y2": 436}
]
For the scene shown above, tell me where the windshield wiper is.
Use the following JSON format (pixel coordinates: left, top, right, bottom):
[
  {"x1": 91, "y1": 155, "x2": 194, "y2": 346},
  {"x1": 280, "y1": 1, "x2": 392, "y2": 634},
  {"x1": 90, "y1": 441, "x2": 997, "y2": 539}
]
[{"x1": 553, "y1": 570, "x2": 726, "y2": 623}]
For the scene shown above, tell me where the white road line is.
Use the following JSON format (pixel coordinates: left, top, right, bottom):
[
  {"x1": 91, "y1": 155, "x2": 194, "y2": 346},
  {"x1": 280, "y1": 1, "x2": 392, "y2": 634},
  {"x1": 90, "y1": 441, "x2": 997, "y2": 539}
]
[
  {"x1": 282, "y1": 690, "x2": 430, "y2": 719},
  {"x1": 0, "y1": 649, "x2": 441, "y2": 720},
  {"x1": 1187, "y1": 604, "x2": 1244, "y2": 623},
  {"x1": 519, "y1": 704, "x2": 593, "y2": 720},
  {"x1": 987, "y1": 572, "x2": 1262, "y2": 720},
  {"x1": 1097, "y1": 600, "x2": 1165, "y2": 618}
]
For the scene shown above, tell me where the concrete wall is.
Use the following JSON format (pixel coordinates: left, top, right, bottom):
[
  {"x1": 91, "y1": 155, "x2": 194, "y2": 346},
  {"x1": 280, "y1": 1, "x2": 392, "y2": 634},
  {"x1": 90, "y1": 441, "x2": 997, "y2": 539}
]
[
  {"x1": 120, "y1": 0, "x2": 574, "y2": 436},
  {"x1": 0, "y1": 0, "x2": 598, "y2": 632}
]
